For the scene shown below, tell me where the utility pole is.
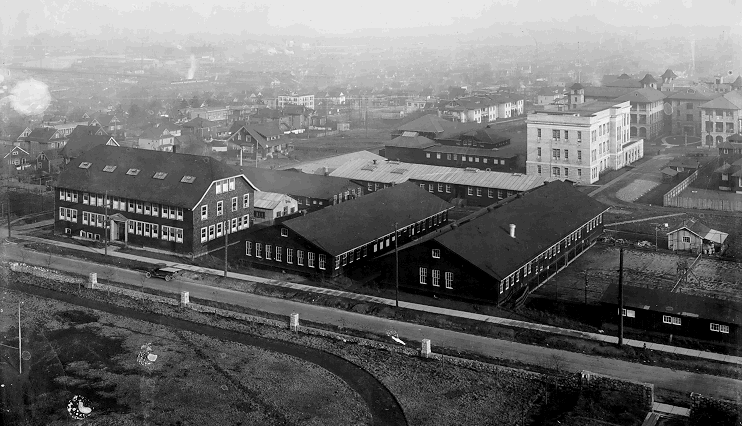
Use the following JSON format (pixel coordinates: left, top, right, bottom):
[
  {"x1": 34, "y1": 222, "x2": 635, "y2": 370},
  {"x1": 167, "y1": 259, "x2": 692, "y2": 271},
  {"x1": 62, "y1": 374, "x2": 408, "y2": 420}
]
[
  {"x1": 584, "y1": 270, "x2": 588, "y2": 305},
  {"x1": 394, "y1": 222, "x2": 399, "y2": 308},
  {"x1": 104, "y1": 190, "x2": 109, "y2": 256},
  {"x1": 18, "y1": 301, "x2": 21, "y2": 374},
  {"x1": 618, "y1": 248, "x2": 624, "y2": 347}
]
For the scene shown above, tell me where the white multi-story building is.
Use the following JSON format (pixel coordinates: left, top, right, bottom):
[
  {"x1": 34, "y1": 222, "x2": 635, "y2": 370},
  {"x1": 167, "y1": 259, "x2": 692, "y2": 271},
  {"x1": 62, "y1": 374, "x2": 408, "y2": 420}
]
[
  {"x1": 278, "y1": 94, "x2": 315, "y2": 110},
  {"x1": 526, "y1": 84, "x2": 643, "y2": 184}
]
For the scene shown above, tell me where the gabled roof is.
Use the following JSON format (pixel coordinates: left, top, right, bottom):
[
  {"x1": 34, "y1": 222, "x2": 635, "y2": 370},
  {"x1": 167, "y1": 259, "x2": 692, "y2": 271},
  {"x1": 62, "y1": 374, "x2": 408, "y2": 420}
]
[
  {"x1": 617, "y1": 73, "x2": 632, "y2": 79},
  {"x1": 462, "y1": 128, "x2": 511, "y2": 145},
  {"x1": 582, "y1": 86, "x2": 633, "y2": 99},
  {"x1": 248, "y1": 124, "x2": 282, "y2": 139},
  {"x1": 1, "y1": 146, "x2": 30, "y2": 159},
  {"x1": 284, "y1": 150, "x2": 386, "y2": 175},
  {"x1": 600, "y1": 284, "x2": 742, "y2": 326},
  {"x1": 667, "y1": 218, "x2": 728, "y2": 245},
  {"x1": 60, "y1": 135, "x2": 119, "y2": 159},
  {"x1": 432, "y1": 180, "x2": 608, "y2": 280},
  {"x1": 660, "y1": 167, "x2": 679, "y2": 176},
  {"x1": 182, "y1": 117, "x2": 218, "y2": 128},
  {"x1": 252, "y1": 108, "x2": 283, "y2": 120},
  {"x1": 664, "y1": 89, "x2": 720, "y2": 101},
  {"x1": 254, "y1": 192, "x2": 295, "y2": 210},
  {"x1": 69, "y1": 125, "x2": 107, "y2": 139},
  {"x1": 728, "y1": 134, "x2": 742, "y2": 143},
  {"x1": 615, "y1": 88, "x2": 666, "y2": 103},
  {"x1": 666, "y1": 157, "x2": 701, "y2": 169},
  {"x1": 282, "y1": 182, "x2": 452, "y2": 256},
  {"x1": 570, "y1": 83, "x2": 584, "y2": 90},
  {"x1": 732, "y1": 75, "x2": 742, "y2": 88},
  {"x1": 228, "y1": 120, "x2": 248, "y2": 135},
  {"x1": 397, "y1": 114, "x2": 447, "y2": 134},
  {"x1": 386, "y1": 134, "x2": 437, "y2": 149},
  {"x1": 25, "y1": 127, "x2": 61, "y2": 142},
  {"x1": 605, "y1": 79, "x2": 643, "y2": 88},
  {"x1": 57, "y1": 145, "x2": 257, "y2": 209},
  {"x1": 90, "y1": 114, "x2": 118, "y2": 127},
  {"x1": 240, "y1": 167, "x2": 360, "y2": 199}
]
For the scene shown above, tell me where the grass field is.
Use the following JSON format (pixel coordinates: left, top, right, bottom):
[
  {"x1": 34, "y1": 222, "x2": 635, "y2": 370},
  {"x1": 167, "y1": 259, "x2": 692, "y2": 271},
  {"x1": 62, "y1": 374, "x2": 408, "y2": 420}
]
[{"x1": 0, "y1": 291, "x2": 371, "y2": 425}]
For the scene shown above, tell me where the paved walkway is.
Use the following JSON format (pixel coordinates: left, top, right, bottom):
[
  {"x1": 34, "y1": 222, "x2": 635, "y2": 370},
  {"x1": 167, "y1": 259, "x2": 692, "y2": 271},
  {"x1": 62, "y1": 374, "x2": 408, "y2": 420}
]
[
  {"x1": 11, "y1": 229, "x2": 742, "y2": 367},
  {"x1": 588, "y1": 154, "x2": 673, "y2": 198},
  {"x1": 606, "y1": 213, "x2": 686, "y2": 227},
  {"x1": 652, "y1": 402, "x2": 690, "y2": 417}
]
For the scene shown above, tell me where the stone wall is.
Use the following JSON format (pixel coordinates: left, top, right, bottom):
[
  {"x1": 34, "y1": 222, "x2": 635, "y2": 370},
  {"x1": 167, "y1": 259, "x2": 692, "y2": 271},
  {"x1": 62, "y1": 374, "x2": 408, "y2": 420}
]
[
  {"x1": 9, "y1": 262, "x2": 85, "y2": 285},
  {"x1": 579, "y1": 370, "x2": 654, "y2": 412},
  {"x1": 690, "y1": 392, "x2": 742, "y2": 426}
]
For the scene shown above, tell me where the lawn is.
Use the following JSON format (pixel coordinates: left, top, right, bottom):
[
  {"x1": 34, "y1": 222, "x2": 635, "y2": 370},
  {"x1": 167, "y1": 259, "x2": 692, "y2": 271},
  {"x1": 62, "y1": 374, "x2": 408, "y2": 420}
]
[{"x1": 0, "y1": 291, "x2": 371, "y2": 426}]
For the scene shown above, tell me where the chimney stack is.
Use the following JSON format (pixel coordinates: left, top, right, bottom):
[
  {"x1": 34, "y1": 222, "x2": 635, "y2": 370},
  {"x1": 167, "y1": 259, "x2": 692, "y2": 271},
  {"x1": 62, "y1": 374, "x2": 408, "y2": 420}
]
[
  {"x1": 509, "y1": 224, "x2": 516, "y2": 238},
  {"x1": 172, "y1": 145, "x2": 177, "y2": 154}
]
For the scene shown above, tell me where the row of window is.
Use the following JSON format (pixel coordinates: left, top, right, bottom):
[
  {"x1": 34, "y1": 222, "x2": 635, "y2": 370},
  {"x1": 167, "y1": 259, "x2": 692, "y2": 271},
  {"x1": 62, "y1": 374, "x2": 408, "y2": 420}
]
[
  {"x1": 419, "y1": 268, "x2": 454, "y2": 289},
  {"x1": 537, "y1": 129, "x2": 583, "y2": 141},
  {"x1": 200, "y1": 215, "x2": 250, "y2": 242},
  {"x1": 59, "y1": 207, "x2": 78, "y2": 223},
  {"x1": 246, "y1": 242, "x2": 326, "y2": 269},
  {"x1": 201, "y1": 195, "x2": 250, "y2": 220},
  {"x1": 536, "y1": 148, "x2": 583, "y2": 161},
  {"x1": 66, "y1": 189, "x2": 185, "y2": 221},
  {"x1": 499, "y1": 216, "x2": 601, "y2": 294},
  {"x1": 425, "y1": 152, "x2": 508, "y2": 165},
  {"x1": 535, "y1": 165, "x2": 583, "y2": 179},
  {"x1": 215, "y1": 177, "x2": 236, "y2": 194},
  {"x1": 621, "y1": 314, "x2": 730, "y2": 333},
  {"x1": 332, "y1": 188, "x2": 362, "y2": 204},
  {"x1": 82, "y1": 211, "x2": 106, "y2": 228}
]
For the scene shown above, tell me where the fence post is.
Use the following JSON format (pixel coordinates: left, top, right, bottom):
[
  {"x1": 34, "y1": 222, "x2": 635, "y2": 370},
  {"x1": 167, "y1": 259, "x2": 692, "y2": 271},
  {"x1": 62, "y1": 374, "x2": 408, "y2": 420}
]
[
  {"x1": 290, "y1": 313, "x2": 299, "y2": 331},
  {"x1": 420, "y1": 339, "x2": 432, "y2": 358},
  {"x1": 87, "y1": 273, "x2": 97, "y2": 289},
  {"x1": 180, "y1": 291, "x2": 190, "y2": 307}
]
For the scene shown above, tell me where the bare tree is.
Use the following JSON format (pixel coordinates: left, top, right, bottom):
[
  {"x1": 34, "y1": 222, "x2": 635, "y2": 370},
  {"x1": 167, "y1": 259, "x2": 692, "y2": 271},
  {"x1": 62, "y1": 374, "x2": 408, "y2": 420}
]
[
  {"x1": 44, "y1": 251, "x2": 55, "y2": 270},
  {"x1": 17, "y1": 245, "x2": 28, "y2": 264}
]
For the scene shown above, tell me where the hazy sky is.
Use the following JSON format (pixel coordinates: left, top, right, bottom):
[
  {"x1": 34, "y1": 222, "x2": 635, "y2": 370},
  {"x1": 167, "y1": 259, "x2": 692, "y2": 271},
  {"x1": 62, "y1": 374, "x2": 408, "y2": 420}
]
[{"x1": 2, "y1": 0, "x2": 742, "y2": 38}]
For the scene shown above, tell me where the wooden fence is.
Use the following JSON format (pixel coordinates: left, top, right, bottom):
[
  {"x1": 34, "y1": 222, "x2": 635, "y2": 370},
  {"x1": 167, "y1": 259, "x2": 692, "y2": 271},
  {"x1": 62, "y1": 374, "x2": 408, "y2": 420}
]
[
  {"x1": 663, "y1": 169, "x2": 698, "y2": 206},
  {"x1": 664, "y1": 195, "x2": 742, "y2": 211}
]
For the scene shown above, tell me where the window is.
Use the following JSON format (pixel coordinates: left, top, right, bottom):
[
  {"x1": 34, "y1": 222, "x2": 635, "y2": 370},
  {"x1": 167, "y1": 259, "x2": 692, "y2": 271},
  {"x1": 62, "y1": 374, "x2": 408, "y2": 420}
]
[
  {"x1": 662, "y1": 315, "x2": 681, "y2": 325},
  {"x1": 622, "y1": 309, "x2": 635, "y2": 318},
  {"x1": 552, "y1": 129, "x2": 560, "y2": 140},
  {"x1": 308, "y1": 252, "x2": 315, "y2": 268},
  {"x1": 537, "y1": 147, "x2": 541, "y2": 157},
  {"x1": 537, "y1": 165, "x2": 542, "y2": 174},
  {"x1": 201, "y1": 227, "x2": 208, "y2": 243},
  {"x1": 419, "y1": 267, "x2": 427, "y2": 284},
  {"x1": 319, "y1": 254, "x2": 326, "y2": 270},
  {"x1": 710, "y1": 323, "x2": 730, "y2": 334},
  {"x1": 83, "y1": 193, "x2": 89, "y2": 204},
  {"x1": 437, "y1": 183, "x2": 443, "y2": 192},
  {"x1": 444, "y1": 272, "x2": 453, "y2": 289},
  {"x1": 144, "y1": 203, "x2": 151, "y2": 215},
  {"x1": 286, "y1": 248, "x2": 293, "y2": 263},
  {"x1": 564, "y1": 150, "x2": 569, "y2": 159},
  {"x1": 577, "y1": 150, "x2": 582, "y2": 160},
  {"x1": 216, "y1": 222, "x2": 223, "y2": 237},
  {"x1": 499, "y1": 281, "x2": 504, "y2": 293},
  {"x1": 255, "y1": 243, "x2": 262, "y2": 258},
  {"x1": 432, "y1": 270, "x2": 440, "y2": 287},
  {"x1": 436, "y1": 153, "x2": 441, "y2": 159},
  {"x1": 682, "y1": 236, "x2": 691, "y2": 243},
  {"x1": 428, "y1": 184, "x2": 434, "y2": 193},
  {"x1": 297, "y1": 250, "x2": 304, "y2": 266},
  {"x1": 152, "y1": 204, "x2": 159, "y2": 216},
  {"x1": 275, "y1": 246, "x2": 282, "y2": 262},
  {"x1": 467, "y1": 187, "x2": 473, "y2": 196},
  {"x1": 426, "y1": 153, "x2": 431, "y2": 158},
  {"x1": 432, "y1": 249, "x2": 440, "y2": 259},
  {"x1": 445, "y1": 184, "x2": 451, "y2": 193},
  {"x1": 216, "y1": 201, "x2": 223, "y2": 216},
  {"x1": 564, "y1": 130, "x2": 569, "y2": 140},
  {"x1": 152, "y1": 223, "x2": 159, "y2": 238},
  {"x1": 243, "y1": 194, "x2": 250, "y2": 209},
  {"x1": 232, "y1": 197, "x2": 238, "y2": 212},
  {"x1": 552, "y1": 149, "x2": 560, "y2": 159},
  {"x1": 537, "y1": 128, "x2": 541, "y2": 138}
]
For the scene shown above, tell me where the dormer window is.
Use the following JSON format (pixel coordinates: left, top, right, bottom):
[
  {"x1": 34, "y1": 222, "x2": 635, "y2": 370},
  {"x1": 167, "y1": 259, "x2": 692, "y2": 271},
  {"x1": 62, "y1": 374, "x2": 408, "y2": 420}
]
[
  {"x1": 181, "y1": 175, "x2": 196, "y2": 183},
  {"x1": 103, "y1": 165, "x2": 117, "y2": 172},
  {"x1": 153, "y1": 172, "x2": 168, "y2": 180},
  {"x1": 79, "y1": 162, "x2": 92, "y2": 169},
  {"x1": 126, "y1": 168, "x2": 141, "y2": 176},
  {"x1": 281, "y1": 228, "x2": 288, "y2": 237}
]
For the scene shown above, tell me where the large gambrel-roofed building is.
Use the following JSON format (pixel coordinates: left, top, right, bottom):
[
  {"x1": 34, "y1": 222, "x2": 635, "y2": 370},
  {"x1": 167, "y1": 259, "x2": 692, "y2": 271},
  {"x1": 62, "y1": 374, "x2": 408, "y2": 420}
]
[{"x1": 55, "y1": 145, "x2": 258, "y2": 257}]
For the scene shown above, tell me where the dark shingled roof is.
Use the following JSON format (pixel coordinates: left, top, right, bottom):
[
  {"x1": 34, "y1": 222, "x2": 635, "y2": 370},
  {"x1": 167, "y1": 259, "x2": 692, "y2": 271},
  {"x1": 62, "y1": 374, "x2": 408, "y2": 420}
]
[
  {"x1": 661, "y1": 69, "x2": 678, "y2": 80},
  {"x1": 24, "y1": 127, "x2": 61, "y2": 142},
  {"x1": 600, "y1": 283, "x2": 742, "y2": 326},
  {"x1": 283, "y1": 182, "x2": 452, "y2": 256},
  {"x1": 639, "y1": 74, "x2": 657, "y2": 84},
  {"x1": 69, "y1": 125, "x2": 106, "y2": 139},
  {"x1": 57, "y1": 145, "x2": 256, "y2": 208},
  {"x1": 240, "y1": 167, "x2": 361, "y2": 200},
  {"x1": 432, "y1": 180, "x2": 608, "y2": 280},
  {"x1": 182, "y1": 117, "x2": 219, "y2": 128},
  {"x1": 60, "y1": 134, "x2": 118, "y2": 159},
  {"x1": 733, "y1": 76, "x2": 742, "y2": 88},
  {"x1": 570, "y1": 83, "x2": 584, "y2": 90}
]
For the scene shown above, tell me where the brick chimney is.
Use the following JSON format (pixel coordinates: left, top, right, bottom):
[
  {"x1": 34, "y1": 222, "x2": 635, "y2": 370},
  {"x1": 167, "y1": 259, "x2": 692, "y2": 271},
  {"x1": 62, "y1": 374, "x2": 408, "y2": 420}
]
[{"x1": 509, "y1": 224, "x2": 516, "y2": 238}]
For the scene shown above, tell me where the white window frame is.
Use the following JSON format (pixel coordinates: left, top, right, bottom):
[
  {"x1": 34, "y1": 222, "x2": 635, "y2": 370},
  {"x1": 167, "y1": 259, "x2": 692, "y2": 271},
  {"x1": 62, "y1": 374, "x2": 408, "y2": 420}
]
[
  {"x1": 308, "y1": 252, "x2": 315, "y2": 268},
  {"x1": 216, "y1": 201, "x2": 223, "y2": 216},
  {"x1": 432, "y1": 269, "x2": 440, "y2": 287},
  {"x1": 319, "y1": 254, "x2": 326, "y2": 270},
  {"x1": 243, "y1": 194, "x2": 250, "y2": 208},
  {"x1": 419, "y1": 267, "x2": 427, "y2": 284},
  {"x1": 622, "y1": 308, "x2": 635, "y2": 318},
  {"x1": 286, "y1": 248, "x2": 293, "y2": 264},
  {"x1": 246, "y1": 241, "x2": 252, "y2": 256},
  {"x1": 432, "y1": 249, "x2": 440, "y2": 259},
  {"x1": 444, "y1": 272, "x2": 453, "y2": 289},
  {"x1": 255, "y1": 242, "x2": 262, "y2": 258},
  {"x1": 663, "y1": 315, "x2": 681, "y2": 325},
  {"x1": 682, "y1": 236, "x2": 691, "y2": 243},
  {"x1": 232, "y1": 196, "x2": 238, "y2": 212},
  {"x1": 275, "y1": 246, "x2": 282, "y2": 262},
  {"x1": 297, "y1": 250, "x2": 304, "y2": 266},
  {"x1": 281, "y1": 228, "x2": 288, "y2": 237}
]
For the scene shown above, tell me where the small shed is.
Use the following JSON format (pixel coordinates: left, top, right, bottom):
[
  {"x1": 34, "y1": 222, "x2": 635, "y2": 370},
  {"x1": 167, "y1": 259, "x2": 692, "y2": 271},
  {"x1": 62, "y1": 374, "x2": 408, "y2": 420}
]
[
  {"x1": 660, "y1": 167, "x2": 679, "y2": 182},
  {"x1": 667, "y1": 218, "x2": 729, "y2": 254},
  {"x1": 253, "y1": 192, "x2": 299, "y2": 225}
]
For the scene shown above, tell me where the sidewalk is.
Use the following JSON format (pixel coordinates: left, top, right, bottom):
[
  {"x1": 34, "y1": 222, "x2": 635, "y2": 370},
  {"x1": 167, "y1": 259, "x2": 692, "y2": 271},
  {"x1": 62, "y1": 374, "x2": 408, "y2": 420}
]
[{"x1": 12, "y1": 231, "x2": 742, "y2": 366}]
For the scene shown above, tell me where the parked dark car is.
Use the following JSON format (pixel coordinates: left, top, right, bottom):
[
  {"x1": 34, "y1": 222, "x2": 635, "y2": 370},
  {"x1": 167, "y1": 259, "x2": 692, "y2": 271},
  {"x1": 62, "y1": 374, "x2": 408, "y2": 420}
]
[{"x1": 143, "y1": 266, "x2": 182, "y2": 282}]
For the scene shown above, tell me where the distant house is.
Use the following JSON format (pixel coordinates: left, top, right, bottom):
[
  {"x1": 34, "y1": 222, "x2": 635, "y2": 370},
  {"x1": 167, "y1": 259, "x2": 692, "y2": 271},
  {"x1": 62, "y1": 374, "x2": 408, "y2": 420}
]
[
  {"x1": 88, "y1": 113, "x2": 123, "y2": 135},
  {"x1": 713, "y1": 158, "x2": 742, "y2": 192},
  {"x1": 253, "y1": 192, "x2": 299, "y2": 225},
  {"x1": 280, "y1": 105, "x2": 312, "y2": 132},
  {"x1": 36, "y1": 149, "x2": 63, "y2": 174},
  {"x1": 666, "y1": 218, "x2": 729, "y2": 254},
  {"x1": 660, "y1": 167, "x2": 679, "y2": 182},
  {"x1": 242, "y1": 124, "x2": 291, "y2": 160},
  {"x1": 68, "y1": 125, "x2": 108, "y2": 140},
  {"x1": 718, "y1": 136, "x2": 742, "y2": 159},
  {"x1": 138, "y1": 123, "x2": 181, "y2": 152},
  {"x1": 250, "y1": 108, "x2": 283, "y2": 125},
  {"x1": 600, "y1": 284, "x2": 742, "y2": 344},
  {"x1": 665, "y1": 157, "x2": 701, "y2": 173},
  {"x1": 241, "y1": 167, "x2": 364, "y2": 212},
  {"x1": 181, "y1": 117, "x2": 219, "y2": 139},
  {"x1": 2, "y1": 146, "x2": 34, "y2": 173}
]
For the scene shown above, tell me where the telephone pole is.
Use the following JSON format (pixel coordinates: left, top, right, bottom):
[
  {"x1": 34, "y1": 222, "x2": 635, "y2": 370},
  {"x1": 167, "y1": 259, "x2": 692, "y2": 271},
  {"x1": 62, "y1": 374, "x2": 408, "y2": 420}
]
[
  {"x1": 618, "y1": 248, "x2": 624, "y2": 347},
  {"x1": 104, "y1": 190, "x2": 109, "y2": 256},
  {"x1": 394, "y1": 222, "x2": 399, "y2": 308}
]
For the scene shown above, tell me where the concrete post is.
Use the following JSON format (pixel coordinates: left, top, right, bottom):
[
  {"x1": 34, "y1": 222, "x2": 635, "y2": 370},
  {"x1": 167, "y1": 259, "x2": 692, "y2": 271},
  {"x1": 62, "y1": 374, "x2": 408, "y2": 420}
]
[
  {"x1": 180, "y1": 291, "x2": 190, "y2": 307},
  {"x1": 290, "y1": 313, "x2": 299, "y2": 331},
  {"x1": 87, "y1": 273, "x2": 97, "y2": 289},
  {"x1": 421, "y1": 339, "x2": 432, "y2": 358}
]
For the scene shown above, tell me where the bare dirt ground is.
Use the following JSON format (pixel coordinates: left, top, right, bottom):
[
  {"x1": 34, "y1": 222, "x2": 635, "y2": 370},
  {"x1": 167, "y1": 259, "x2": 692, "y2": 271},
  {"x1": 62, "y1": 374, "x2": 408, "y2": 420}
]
[{"x1": 534, "y1": 245, "x2": 742, "y2": 303}]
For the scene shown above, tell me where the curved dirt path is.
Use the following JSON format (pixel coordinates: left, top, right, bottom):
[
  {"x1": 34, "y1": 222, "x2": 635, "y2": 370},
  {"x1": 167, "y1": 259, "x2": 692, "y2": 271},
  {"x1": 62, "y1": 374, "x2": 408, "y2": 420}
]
[{"x1": 9, "y1": 282, "x2": 408, "y2": 426}]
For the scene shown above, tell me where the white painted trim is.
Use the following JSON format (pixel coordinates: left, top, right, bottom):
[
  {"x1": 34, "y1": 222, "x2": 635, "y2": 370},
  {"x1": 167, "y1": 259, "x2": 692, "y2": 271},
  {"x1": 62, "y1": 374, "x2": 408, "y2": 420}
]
[{"x1": 190, "y1": 174, "x2": 259, "y2": 211}]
